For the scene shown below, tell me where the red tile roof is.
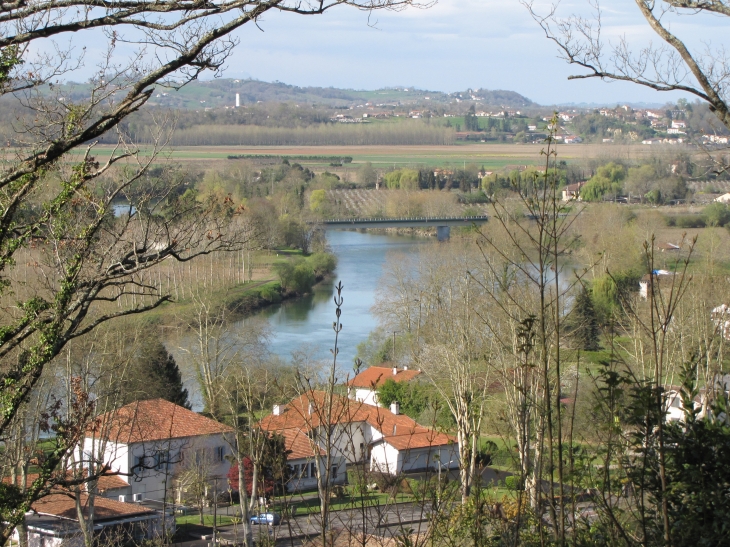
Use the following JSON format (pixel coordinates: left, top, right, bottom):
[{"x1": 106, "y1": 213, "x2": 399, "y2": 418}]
[
  {"x1": 347, "y1": 366, "x2": 421, "y2": 389},
  {"x1": 3, "y1": 471, "x2": 128, "y2": 493},
  {"x1": 259, "y1": 392, "x2": 454, "y2": 453},
  {"x1": 279, "y1": 428, "x2": 324, "y2": 460},
  {"x1": 88, "y1": 399, "x2": 232, "y2": 444},
  {"x1": 32, "y1": 493, "x2": 154, "y2": 521}
]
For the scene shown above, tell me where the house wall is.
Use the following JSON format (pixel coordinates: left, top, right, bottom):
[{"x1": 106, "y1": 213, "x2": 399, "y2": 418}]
[
  {"x1": 354, "y1": 389, "x2": 378, "y2": 406},
  {"x1": 83, "y1": 433, "x2": 231, "y2": 503},
  {"x1": 400, "y1": 444, "x2": 459, "y2": 473},
  {"x1": 285, "y1": 457, "x2": 347, "y2": 493},
  {"x1": 370, "y1": 442, "x2": 401, "y2": 475}
]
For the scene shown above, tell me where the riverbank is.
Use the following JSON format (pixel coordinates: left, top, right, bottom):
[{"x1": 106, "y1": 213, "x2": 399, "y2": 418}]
[{"x1": 135, "y1": 251, "x2": 337, "y2": 332}]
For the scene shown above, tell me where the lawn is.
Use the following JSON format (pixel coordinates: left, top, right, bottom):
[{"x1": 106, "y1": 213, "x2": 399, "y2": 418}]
[
  {"x1": 273, "y1": 490, "x2": 417, "y2": 516},
  {"x1": 176, "y1": 514, "x2": 238, "y2": 526}
]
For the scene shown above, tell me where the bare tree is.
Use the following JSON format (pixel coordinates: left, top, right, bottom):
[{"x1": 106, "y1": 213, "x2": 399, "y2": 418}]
[
  {"x1": 524, "y1": 1, "x2": 730, "y2": 131},
  {"x1": 0, "y1": 0, "x2": 423, "y2": 539}
]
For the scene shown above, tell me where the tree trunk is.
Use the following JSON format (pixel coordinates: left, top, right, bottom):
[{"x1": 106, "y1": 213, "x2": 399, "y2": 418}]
[
  {"x1": 238, "y1": 461, "x2": 252, "y2": 547},
  {"x1": 249, "y1": 463, "x2": 259, "y2": 512}
]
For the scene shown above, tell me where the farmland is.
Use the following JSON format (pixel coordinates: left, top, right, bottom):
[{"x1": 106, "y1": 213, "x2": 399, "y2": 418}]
[{"x1": 69, "y1": 142, "x2": 659, "y2": 170}]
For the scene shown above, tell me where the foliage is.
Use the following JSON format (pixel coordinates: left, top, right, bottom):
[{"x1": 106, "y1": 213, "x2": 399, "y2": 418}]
[
  {"x1": 702, "y1": 202, "x2": 730, "y2": 227},
  {"x1": 591, "y1": 270, "x2": 641, "y2": 323},
  {"x1": 384, "y1": 169, "x2": 420, "y2": 190},
  {"x1": 665, "y1": 214, "x2": 706, "y2": 228},
  {"x1": 309, "y1": 189, "x2": 327, "y2": 213},
  {"x1": 273, "y1": 258, "x2": 315, "y2": 294},
  {"x1": 581, "y1": 162, "x2": 627, "y2": 201},
  {"x1": 566, "y1": 285, "x2": 601, "y2": 351},
  {"x1": 376, "y1": 378, "x2": 428, "y2": 418},
  {"x1": 307, "y1": 252, "x2": 337, "y2": 278},
  {"x1": 124, "y1": 336, "x2": 191, "y2": 408}
]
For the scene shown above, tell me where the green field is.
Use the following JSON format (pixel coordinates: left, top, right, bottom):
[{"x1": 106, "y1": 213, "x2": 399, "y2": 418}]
[{"x1": 67, "y1": 142, "x2": 642, "y2": 170}]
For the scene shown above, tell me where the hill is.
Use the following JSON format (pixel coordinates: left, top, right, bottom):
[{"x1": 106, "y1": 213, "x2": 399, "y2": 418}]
[{"x1": 140, "y1": 79, "x2": 536, "y2": 110}]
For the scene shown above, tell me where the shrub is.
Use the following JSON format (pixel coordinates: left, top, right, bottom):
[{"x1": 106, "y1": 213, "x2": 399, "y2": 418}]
[
  {"x1": 307, "y1": 252, "x2": 337, "y2": 278},
  {"x1": 273, "y1": 259, "x2": 315, "y2": 294},
  {"x1": 702, "y1": 202, "x2": 730, "y2": 227},
  {"x1": 666, "y1": 215, "x2": 706, "y2": 228}
]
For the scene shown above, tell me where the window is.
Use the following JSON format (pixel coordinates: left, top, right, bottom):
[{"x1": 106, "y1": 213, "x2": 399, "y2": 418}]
[
  {"x1": 301, "y1": 463, "x2": 309, "y2": 478},
  {"x1": 359, "y1": 443, "x2": 364, "y2": 461},
  {"x1": 331, "y1": 465, "x2": 338, "y2": 480},
  {"x1": 215, "y1": 446, "x2": 225, "y2": 462},
  {"x1": 310, "y1": 462, "x2": 317, "y2": 479},
  {"x1": 133, "y1": 455, "x2": 145, "y2": 475}
]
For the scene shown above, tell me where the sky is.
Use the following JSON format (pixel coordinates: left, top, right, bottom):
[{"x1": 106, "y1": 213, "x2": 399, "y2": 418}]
[{"x1": 212, "y1": 0, "x2": 725, "y2": 106}]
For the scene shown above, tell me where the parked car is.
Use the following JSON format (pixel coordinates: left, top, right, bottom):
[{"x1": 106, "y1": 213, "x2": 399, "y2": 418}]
[{"x1": 249, "y1": 513, "x2": 281, "y2": 525}]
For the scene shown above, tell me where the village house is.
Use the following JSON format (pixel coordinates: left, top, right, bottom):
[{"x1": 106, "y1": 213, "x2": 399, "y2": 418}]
[
  {"x1": 82, "y1": 399, "x2": 233, "y2": 504},
  {"x1": 639, "y1": 270, "x2": 675, "y2": 299},
  {"x1": 561, "y1": 182, "x2": 584, "y2": 202},
  {"x1": 12, "y1": 494, "x2": 167, "y2": 547},
  {"x1": 347, "y1": 365, "x2": 422, "y2": 406},
  {"x1": 258, "y1": 392, "x2": 457, "y2": 489}
]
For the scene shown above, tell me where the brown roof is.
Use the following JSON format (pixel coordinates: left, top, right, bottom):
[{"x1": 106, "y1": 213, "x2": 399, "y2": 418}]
[
  {"x1": 279, "y1": 428, "x2": 324, "y2": 460},
  {"x1": 347, "y1": 366, "x2": 421, "y2": 389},
  {"x1": 3, "y1": 471, "x2": 128, "y2": 493},
  {"x1": 32, "y1": 493, "x2": 154, "y2": 521},
  {"x1": 259, "y1": 392, "x2": 454, "y2": 453},
  {"x1": 89, "y1": 399, "x2": 232, "y2": 444}
]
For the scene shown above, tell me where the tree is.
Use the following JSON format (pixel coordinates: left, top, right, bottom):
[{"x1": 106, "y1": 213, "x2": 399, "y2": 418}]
[
  {"x1": 566, "y1": 285, "x2": 601, "y2": 351},
  {"x1": 357, "y1": 162, "x2": 378, "y2": 186},
  {"x1": 0, "y1": 0, "x2": 418, "y2": 537},
  {"x1": 702, "y1": 202, "x2": 730, "y2": 227},
  {"x1": 125, "y1": 336, "x2": 191, "y2": 408},
  {"x1": 581, "y1": 162, "x2": 626, "y2": 201},
  {"x1": 525, "y1": 1, "x2": 730, "y2": 135}
]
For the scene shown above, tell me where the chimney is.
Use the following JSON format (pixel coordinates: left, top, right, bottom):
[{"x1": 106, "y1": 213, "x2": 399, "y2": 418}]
[
  {"x1": 390, "y1": 401, "x2": 400, "y2": 415},
  {"x1": 403, "y1": 365, "x2": 408, "y2": 371},
  {"x1": 308, "y1": 402, "x2": 313, "y2": 416},
  {"x1": 235, "y1": 93, "x2": 240, "y2": 108},
  {"x1": 273, "y1": 404, "x2": 281, "y2": 416},
  {"x1": 392, "y1": 367, "x2": 397, "y2": 376}
]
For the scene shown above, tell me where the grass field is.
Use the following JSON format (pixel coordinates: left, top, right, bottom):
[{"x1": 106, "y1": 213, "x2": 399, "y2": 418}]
[{"x1": 67, "y1": 143, "x2": 659, "y2": 170}]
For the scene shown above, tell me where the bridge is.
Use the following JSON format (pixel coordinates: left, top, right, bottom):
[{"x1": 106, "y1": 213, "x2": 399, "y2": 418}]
[{"x1": 319, "y1": 216, "x2": 489, "y2": 241}]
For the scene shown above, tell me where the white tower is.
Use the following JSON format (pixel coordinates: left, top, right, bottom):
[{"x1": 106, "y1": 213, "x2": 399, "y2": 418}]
[{"x1": 235, "y1": 93, "x2": 240, "y2": 108}]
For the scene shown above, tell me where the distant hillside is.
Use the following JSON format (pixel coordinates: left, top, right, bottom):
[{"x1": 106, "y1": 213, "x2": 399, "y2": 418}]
[{"x1": 141, "y1": 79, "x2": 536, "y2": 110}]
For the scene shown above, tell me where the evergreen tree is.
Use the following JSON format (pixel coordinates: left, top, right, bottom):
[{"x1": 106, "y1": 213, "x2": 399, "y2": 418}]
[
  {"x1": 567, "y1": 285, "x2": 601, "y2": 351},
  {"x1": 125, "y1": 338, "x2": 191, "y2": 408}
]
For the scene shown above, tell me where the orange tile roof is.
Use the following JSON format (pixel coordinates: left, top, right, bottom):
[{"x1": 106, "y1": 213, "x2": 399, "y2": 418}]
[
  {"x1": 347, "y1": 366, "x2": 421, "y2": 389},
  {"x1": 259, "y1": 392, "x2": 454, "y2": 454},
  {"x1": 3, "y1": 471, "x2": 128, "y2": 493},
  {"x1": 88, "y1": 398, "x2": 232, "y2": 444},
  {"x1": 32, "y1": 493, "x2": 153, "y2": 520},
  {"x1": 279, "y1": 428, "x2": 324, "y2": 460}
]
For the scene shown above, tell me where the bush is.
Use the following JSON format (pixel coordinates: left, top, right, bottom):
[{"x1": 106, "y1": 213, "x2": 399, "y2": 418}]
[
  {"x1": 307, "y1": 252, "x2": 337, "y2": 278},
  {"x1": 504, "y1": 475, "x2": 523, "y2": 491},
  {"x1": 702, "y1": 202, "x2": 730, "y2": 227},
  {"x1": 666, "y1": 214, "x2": 705, "y2": 228},
  {"x1": 273, "y1": 259, "x2": 315, "y2": 294},
  {"x1": 458, "y1": 190, "x2": 490, "y2": 204}
]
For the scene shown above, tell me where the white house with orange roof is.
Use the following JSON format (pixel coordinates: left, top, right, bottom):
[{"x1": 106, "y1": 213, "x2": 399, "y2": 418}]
[
  {"x1": 347, "y1": 365, "x2": 422, "y2": 406},
  {"x1": 81, "y1": 399, "x2": 233, "y2": 503},
  {"x1": 258, "y1": 392, "x2": 457, "y2": 490}
]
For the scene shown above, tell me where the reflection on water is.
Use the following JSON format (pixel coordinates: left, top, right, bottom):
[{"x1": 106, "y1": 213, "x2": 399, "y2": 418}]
[{"x1": 246, "y1": 230, "x2": 430, "y2": 369}]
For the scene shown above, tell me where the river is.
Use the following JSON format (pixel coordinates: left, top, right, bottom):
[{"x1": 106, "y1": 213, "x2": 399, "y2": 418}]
[{"x1": 250, "y1": 230, "x2": 429, "y2": 369}]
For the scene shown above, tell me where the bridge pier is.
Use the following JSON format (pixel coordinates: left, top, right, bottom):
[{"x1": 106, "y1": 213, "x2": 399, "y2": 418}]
[{"x1": 436, "y1": 226, "x2": 451, "y2": 241}]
